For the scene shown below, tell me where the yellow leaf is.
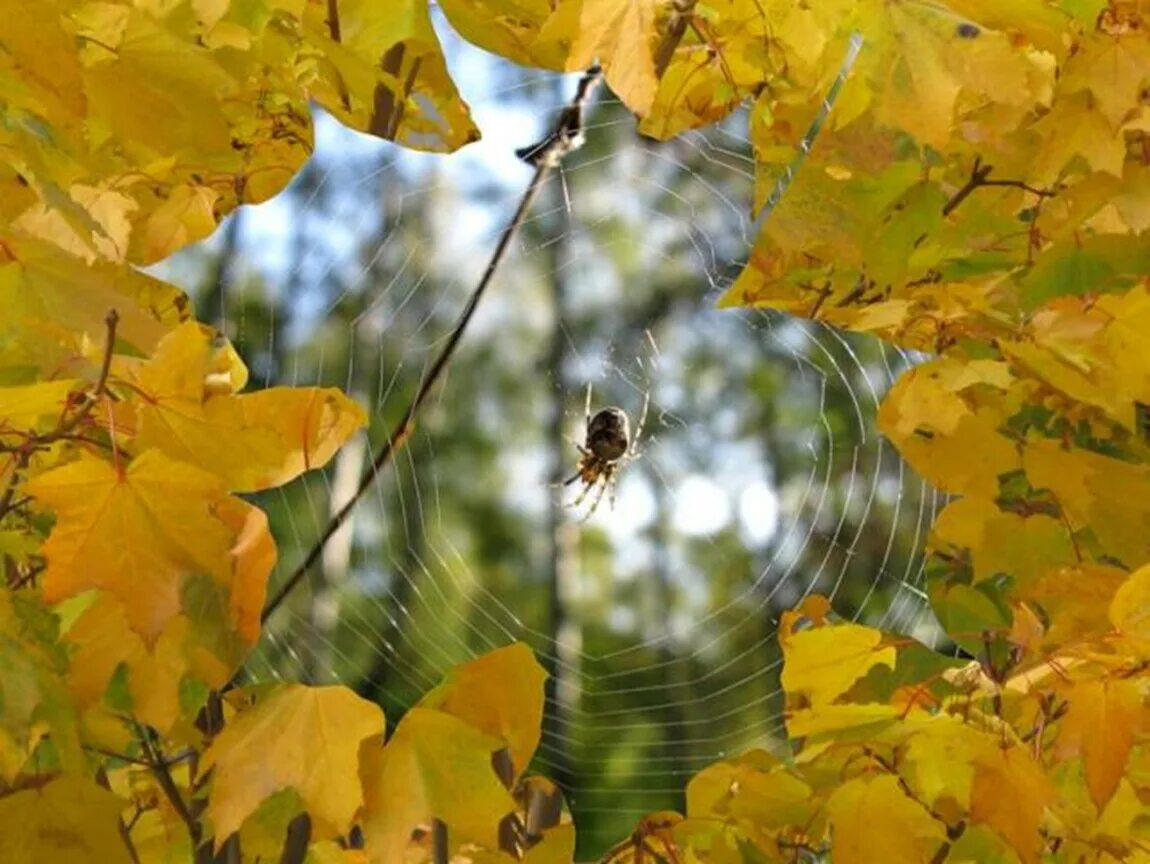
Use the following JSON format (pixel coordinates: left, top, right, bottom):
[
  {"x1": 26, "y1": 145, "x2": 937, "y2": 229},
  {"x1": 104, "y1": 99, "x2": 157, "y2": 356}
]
[
  {"x1": 418, "y1": 643, "x2": 547, "y2": 777},
  {"x1": 0, "y1": 591, "x2": 83, "y2": 780},
  {"x1": 24, "y1": 449, "x2": 267, "y2": 645},
  {"x1": 780, "y1": 621, "x2": 896, "y2": 706},
  {"x1": 1056, "y1": 678, "x2": 1143, "y2": 810},
  {"x1": 1060, "y1": 30, "x2": 1150, "y2": 130},
  {"x1": 15, "y1": 184, "x2": 136, "y2": 264},
  {"x1": 125, "y1": 321, "x2": 367, "y2": 492},
  {"x1": 639, "y1": 0, "x2": 773, "y2": 139},
  {"x1": 0, "y1": 230, "x2": 189, "y2": 371},
  {"x1": 63, "y1": 592, "x2": 218, "y2": 736},
  {"x1": 567, "y1": 0, "x2": 658, "y2": 115},
  {"x1": 140, "y1": 184, "x2": 220, "y2": 263},
  {"x1": 902, "y1": 716, "x2": 995, "y2": 811},
  {"x1": 687, "y1": 750, "x2": 813, "y2": 828},
  {"x1": 879, "y1": 359, "x2": 1020, "y2": 497},
  {"x1": 0, "y1": 0, "x2": 86, "y2": 131},
  {"x1": 201, "y1": 684, "x2": 384, "y2": 843},
  {"x1": 523, "y1": 822, "x2": 576, "y2": 864},
  {"x1": 436, "y1": 0, "x2": 572, "y2": 70},
  {"x1": 1031, "y1": 92, "x2": 1127, "y2": 182},
  {"x1": 1015, "y1": 564, "x2": 1128, "y2": 649},
  {"x1": 0, "y1": 775, "x2": 131, "y2": 864},
  {"x1": 785, "y1": 702, "x2": 900, "y2": 739},
  {"x1": 827, "y1": 774, "x2": 946, "y2": 864},
  {"x1": 859, "y1": 0, "x2": 1043, "y2": 151},
  {"x1": 0, "y1": 380, "x2": 80, "y2": 437},
  {"x1": 1111, "y1": 563, "x2": 1150, "y2": 640},
  {"x1": 359, "y1": 707, "x2": 516, "y2": 864},
  {"x1": 930, "y1": 497, "x2": 1075, "y2": 587},
  {"x1": 1024, "y1": 438, "x2": 1150, "y2": 571},
  {"x1": 300, "y1": 0, "x2": 479, "y2": 152},
  {"x1": 969, "y1": 746, "x2": 1052, "y2": 864}
]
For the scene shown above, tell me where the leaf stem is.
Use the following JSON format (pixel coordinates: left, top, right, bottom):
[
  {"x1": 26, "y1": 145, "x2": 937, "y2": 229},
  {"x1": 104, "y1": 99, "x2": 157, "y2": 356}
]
[
  {"x1": 259, "y1": 65, "x2": 604, "y2": 625},
  {"x1": 654, "y1": 0, "x2": 697, "y2": 79}
]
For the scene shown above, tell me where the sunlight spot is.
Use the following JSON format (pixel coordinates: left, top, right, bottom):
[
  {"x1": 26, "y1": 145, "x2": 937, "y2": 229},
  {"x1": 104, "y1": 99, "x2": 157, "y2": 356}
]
[
  {"x1": 738, "y1": 481, "x2": 780, "y2": 545},
  {"x1": 673, "y1": 475, "x2": 731, "y2": 536}
]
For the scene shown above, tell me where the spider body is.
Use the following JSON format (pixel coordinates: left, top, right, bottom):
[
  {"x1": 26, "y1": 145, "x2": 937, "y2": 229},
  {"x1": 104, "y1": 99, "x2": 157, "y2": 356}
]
[
  {"x1": 563, "y1": 386, "x2": 649, "y2": 519},
  {"x1": 586, "y1": 407, "x2": 630, "y2": 461}
]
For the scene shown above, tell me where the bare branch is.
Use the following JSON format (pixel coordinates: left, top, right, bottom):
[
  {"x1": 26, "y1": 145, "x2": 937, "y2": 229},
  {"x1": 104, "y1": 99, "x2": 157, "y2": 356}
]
[{"x1": 260, "y1": 66, "x2": 605, "y2": 624}]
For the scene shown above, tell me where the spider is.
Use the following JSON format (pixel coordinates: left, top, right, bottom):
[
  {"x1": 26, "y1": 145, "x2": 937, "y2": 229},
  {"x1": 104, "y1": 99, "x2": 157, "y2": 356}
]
[{"x1": 562, "y1": 384, "x2": 650, "y2": 520}]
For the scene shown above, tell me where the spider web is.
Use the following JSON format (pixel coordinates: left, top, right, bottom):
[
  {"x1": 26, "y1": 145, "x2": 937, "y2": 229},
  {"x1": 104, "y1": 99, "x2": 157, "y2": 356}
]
[{"x1": 162, "y1": 25, "x2": 945, "y2": 859}]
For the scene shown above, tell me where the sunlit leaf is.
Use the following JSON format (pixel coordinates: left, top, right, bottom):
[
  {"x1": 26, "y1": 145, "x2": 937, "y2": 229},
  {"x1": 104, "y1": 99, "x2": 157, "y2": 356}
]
[
  {"x1": 418, "y1": 642, "x2": 548, "y2": 777},
  {"x1": 202, "y1": 684, "x2": 384, "y2": 843}
]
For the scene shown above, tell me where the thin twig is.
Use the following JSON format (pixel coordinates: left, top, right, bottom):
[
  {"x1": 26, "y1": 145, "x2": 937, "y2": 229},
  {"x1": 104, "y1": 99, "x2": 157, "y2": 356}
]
[
  {"x1": 260, "y1": 66, "x2": 604, "y2": 624},
  {"x1": 942, "y1": 157, "x2": 1054, "y2": 217},
  {"x1": 137, "y1": 724, "x2": 201, "y2": 850},
  {"x1": 0, "y1": 308, "x2": 118, "y2": 520}
]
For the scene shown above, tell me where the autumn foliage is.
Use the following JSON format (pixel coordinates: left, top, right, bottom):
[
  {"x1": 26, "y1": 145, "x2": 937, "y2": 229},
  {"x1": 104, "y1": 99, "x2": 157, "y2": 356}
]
[{"x1": 2, "y1": 0, "x2": 1150, "y2": 862}]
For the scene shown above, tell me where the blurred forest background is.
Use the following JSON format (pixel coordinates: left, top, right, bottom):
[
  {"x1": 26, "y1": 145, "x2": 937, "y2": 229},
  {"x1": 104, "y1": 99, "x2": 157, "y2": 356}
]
[{"x1": 159, "y1": 30, "x2": 943, "y2": 858}]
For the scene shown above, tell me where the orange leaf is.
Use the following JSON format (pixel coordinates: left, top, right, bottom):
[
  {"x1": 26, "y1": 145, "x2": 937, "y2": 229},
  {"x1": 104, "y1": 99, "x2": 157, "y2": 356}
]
[
  {"x1": 25, "y1": 449, "x2": 269, "y2": 645},
  {"x1": 1056, "y1": 678, "x2": 1143, "y2": 810},
  {"x1": 969, "y1": 746, "x2": 1052, "y2": 864}
]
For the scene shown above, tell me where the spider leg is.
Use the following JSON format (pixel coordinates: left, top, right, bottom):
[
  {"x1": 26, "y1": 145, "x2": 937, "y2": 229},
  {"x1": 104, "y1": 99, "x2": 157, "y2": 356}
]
[
  {"x1": 630, "y1": 388, "x2": 651, "y2": 458},
  {"x1": 562, "y1": 470, "x2": 584, "y2": 487},
  {"x1": 579, "y1": 475, "x2": 611, "y2": 522},
  {"x1": 567, "y1": 475, "x2": 601, "y2": 510},
  {"x1": 584, "y1": 381, "x2": 593, "y2": 429}
]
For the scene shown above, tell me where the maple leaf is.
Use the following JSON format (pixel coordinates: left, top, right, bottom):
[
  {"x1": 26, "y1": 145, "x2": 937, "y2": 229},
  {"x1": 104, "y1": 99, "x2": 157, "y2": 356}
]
[
  {"x1": 359, "y1": 707, "x2": 517, "y2": 864},
  {"x1": 300, "y1": 0, "x2": 479, "y2": 151},
  {"x1": 780, "y1": 620, "x2": 896, "y2": 706},
  {"x1": 201, "y1": 684, "x2": 384, "y2": 844},
  {"x1": 0, "y1": 230, "x2": 189, "y2": 371},
  {"x1": 119, "y1": 321, "x2": 367, "y2": 493},
  {"x1": 567, "y1": 0, "x2": 659, "y2": 115},
  {"x1": 0, "y1": 775, "x2": 132, "y2": 864},
  {"x1": 969, "y1": 746, "x2": 1053, "y2": 864},
  {"x1": 25, "y1": 449, "x2": 272, "y2": 645},
  {"x1": 1110, "y1": 563, "x2": 1150, "y2": 645},
  {"x1": 640, "y1": 0, "x2": 774, "y2": 139},
  {"x1": 436, "y1": 0, "x2": 574, "y2": 71},
  {"x1": 418, "y1": 642, "x2": 548, "y2": 777},
  {"x1": 0, "y1": 591, "x2": 83, "y2": 780},
  {"x1": 687, "y1": 750, "x2": 814, "y2": 828},
  {"x1": 63, "y1": 591, "x2": 233, "y2": 737},
  {"x1": 1055, "y1": 678, "x2": 1142, "y2": 810},
  {"x1": 1024, "y1": 438, "x2": 1150, "y2": 571},
  {"x1": 827, "y1": 774, "x2": 947, "y2": 864}
]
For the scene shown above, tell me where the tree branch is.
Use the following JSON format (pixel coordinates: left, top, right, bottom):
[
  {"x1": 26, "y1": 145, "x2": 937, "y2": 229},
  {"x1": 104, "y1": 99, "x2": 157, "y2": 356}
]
[
  {"x1": 260, "y1": 66, "x2": 604, "y2": 624},
  {"x1": 942, "y1": 157, "x2": 1054, "y2": 217}
]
